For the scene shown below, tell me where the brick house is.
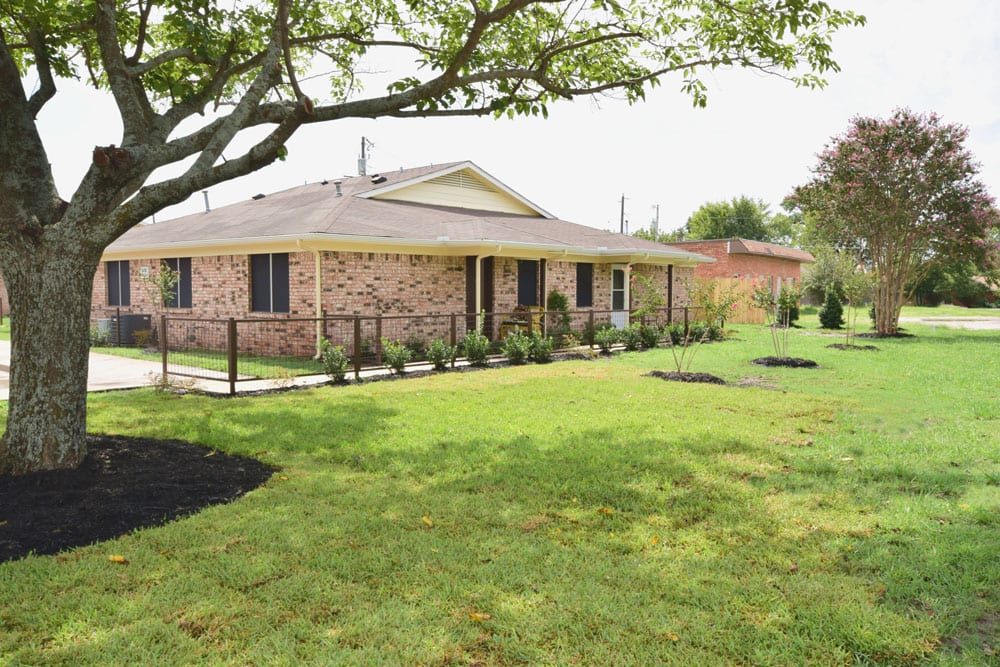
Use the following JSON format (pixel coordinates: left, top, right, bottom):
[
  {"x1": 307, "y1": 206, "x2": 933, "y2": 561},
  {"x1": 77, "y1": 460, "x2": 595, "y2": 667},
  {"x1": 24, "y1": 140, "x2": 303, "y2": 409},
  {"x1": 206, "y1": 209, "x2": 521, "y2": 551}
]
[
  {"x1": 82, "y1": 161, "x2": 711, "y2": 355},
  {"x1": 667, "y1": 238, "x2": 814, "y2": 293}
]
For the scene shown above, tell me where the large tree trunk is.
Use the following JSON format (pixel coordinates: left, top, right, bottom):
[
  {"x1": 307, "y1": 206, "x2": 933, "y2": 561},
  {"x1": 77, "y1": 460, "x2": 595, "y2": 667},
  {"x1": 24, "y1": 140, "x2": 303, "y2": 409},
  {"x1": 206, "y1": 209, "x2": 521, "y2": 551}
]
[
  {"x1": 0, "y1": 246, "x2": 98, "y2": 475},
  {"x1": 873, "y1": 275, "x2": 904, "y2": 336}
]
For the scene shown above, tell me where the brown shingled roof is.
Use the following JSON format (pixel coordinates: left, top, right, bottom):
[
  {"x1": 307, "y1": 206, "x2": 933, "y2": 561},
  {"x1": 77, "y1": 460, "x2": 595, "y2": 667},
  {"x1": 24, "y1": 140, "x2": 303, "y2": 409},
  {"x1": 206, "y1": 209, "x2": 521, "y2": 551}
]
[
  {"x1": 668, "y1": 238, "x2": 814, "y2": 263},
  {"x1": 108, "y1": 161, "x2": 713, "y2": 266}
]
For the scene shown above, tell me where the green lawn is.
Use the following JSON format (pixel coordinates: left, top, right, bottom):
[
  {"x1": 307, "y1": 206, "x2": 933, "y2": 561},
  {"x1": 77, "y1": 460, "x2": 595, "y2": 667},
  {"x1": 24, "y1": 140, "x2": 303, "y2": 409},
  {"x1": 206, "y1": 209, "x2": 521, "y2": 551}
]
[{"x1": 1, "y1": 312, "x2": 999, "y2": 664}]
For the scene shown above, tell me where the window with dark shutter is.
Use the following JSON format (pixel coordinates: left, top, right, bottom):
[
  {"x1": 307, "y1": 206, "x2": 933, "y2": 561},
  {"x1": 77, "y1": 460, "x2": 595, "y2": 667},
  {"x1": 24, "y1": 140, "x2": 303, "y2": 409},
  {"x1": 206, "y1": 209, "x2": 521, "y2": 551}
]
[
  {"x1": 575, "y1": 263, "x2": 593, "y2": 307},
  {"x1": 517, "y1": 260, "x2": 538, "y2": 306},
  {"x1": 107, "y1": 260, "x2": 131, "y2": 306},
  {"x1": 163, "y1": 257, "x2": 193, "y2": 308},
  {"x1": 250, "y1": 253, "x2": 290, "y2": 313}
]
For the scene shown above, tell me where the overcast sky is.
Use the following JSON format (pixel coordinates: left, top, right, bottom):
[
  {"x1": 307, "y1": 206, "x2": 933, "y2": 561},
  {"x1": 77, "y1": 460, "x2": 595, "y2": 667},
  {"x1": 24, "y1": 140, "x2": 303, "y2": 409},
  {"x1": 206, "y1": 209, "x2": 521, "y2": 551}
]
[{"x1": 31, "y1": 0, "x2": 1000, "y2": 236}]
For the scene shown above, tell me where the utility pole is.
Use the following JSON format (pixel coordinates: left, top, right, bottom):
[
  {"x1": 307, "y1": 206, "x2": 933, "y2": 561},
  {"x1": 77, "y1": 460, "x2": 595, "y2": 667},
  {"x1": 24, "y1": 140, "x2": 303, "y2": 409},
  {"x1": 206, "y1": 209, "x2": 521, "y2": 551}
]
[
  {"x1": 652, "y1": 204, "x2": 660, "y2": 237},
  {"x1": 619, "y1": 194, "x2": 626, "y2": 234}
]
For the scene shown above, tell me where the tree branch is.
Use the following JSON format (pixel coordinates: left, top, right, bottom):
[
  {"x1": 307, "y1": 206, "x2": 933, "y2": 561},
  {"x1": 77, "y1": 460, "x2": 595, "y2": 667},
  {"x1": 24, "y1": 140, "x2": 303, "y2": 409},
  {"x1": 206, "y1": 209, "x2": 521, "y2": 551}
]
[
  {"x1": 93, "y1": 0, "x2": 153, "y2": 143},
  {"x1": 25, "y1": 29, "x2": 56, "y2": 118}
]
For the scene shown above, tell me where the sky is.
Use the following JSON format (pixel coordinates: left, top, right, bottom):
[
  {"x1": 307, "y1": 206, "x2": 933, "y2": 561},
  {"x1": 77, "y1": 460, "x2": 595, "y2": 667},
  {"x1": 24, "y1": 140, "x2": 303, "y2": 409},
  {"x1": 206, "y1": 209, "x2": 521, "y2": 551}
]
[{"x1": 30, "y1": 0, "x2": 1000, "y2": 237}]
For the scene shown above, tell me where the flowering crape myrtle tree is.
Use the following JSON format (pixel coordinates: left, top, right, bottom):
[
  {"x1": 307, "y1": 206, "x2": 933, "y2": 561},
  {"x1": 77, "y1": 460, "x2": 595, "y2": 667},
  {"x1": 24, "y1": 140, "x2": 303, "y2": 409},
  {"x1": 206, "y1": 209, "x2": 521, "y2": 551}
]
[
  {"x1": 0, "y1": 0, "x2": 864, "y2": 474},
  {"x1": 793, "y1": 109, "x2": 999, "y2": 335}
]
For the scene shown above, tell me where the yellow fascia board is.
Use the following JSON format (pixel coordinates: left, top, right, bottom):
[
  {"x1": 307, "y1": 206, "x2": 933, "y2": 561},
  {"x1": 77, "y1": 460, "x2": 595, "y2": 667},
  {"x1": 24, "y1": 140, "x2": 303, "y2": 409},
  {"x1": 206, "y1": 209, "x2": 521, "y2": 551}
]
[{"x1": 101, "y1": 233, "x2": 714, "y2": 266}]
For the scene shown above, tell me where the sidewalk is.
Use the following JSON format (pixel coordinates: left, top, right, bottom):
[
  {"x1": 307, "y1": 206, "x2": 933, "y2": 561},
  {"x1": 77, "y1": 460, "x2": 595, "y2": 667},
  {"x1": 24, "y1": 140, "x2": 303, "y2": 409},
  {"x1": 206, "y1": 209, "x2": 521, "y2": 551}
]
[{"x1": 0, "y1": 341, "x2": 170, "y2": 401}]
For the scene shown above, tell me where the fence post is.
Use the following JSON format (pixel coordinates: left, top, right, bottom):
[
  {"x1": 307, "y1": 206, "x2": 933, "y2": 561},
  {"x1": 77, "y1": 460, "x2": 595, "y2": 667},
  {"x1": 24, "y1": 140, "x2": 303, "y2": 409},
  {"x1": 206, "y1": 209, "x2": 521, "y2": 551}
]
[
  {"x1": 374, "y1": 314, "x2": 383, "y2": 366},
  {"x1": 353, "y1": 316, "x2": 362, "y2": 380},
  {"x1": 227, "y1": 318, "x2": 237, "y2": 396},
  {"x1": 588, "y1": 310, "x2": 595, "y2": 348},
  {"x1": 115, "y1": 307, "x2": 121, "y2": 347},
  {"x1": 160, "y1": 314, "x2": 168, "y2": 384},
  {"x1": 683, "y1": 307, "x2": 689, "y2": 336},
  {"x1": 450, "y1": 314, "x2": 457, "y2": 368}
]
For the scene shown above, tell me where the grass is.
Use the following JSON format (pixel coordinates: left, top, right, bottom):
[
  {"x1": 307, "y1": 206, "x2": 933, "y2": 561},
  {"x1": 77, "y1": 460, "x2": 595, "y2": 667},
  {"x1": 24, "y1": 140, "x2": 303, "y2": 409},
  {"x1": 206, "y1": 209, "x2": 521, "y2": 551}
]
[
  {"x1": 1, "y1": 311, "x2": 999, "y2": 664},
  {"x1": 90, "y1": 344, "x2": 324, "y2": 379}
]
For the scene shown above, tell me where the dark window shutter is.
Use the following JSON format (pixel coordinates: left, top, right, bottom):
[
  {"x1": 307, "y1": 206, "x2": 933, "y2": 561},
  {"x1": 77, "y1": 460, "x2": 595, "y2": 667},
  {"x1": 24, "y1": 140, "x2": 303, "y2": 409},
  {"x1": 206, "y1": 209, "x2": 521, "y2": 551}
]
[
  {"x1": 179, "y1": 257, "x2": 192, "y2": 308},
  {"x1": 271, "y1": 253, "x2": 290, "y2": 313},
  {"x1": 120, "y1": 261, "x2": 131, "y2": 306},
  {"x1": 517, "y1": 260, "x2": 538, "y2": 306},
  {"x1": 576, "y1": 263, "x2": 593, "y2": 307},
  {"x1": 107, "y1": 262, "x2": 120, "y2": 306},
  {"x1": 250, "y1": 254, "x2": 272, "y2": 312}
]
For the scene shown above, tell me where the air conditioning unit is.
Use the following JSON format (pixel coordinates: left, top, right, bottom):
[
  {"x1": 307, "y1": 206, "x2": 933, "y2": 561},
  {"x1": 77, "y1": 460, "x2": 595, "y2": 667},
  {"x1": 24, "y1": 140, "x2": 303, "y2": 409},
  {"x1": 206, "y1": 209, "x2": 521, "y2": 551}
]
[{"x1": 109, "y1": 313, "x2": 152, "y2": 346}]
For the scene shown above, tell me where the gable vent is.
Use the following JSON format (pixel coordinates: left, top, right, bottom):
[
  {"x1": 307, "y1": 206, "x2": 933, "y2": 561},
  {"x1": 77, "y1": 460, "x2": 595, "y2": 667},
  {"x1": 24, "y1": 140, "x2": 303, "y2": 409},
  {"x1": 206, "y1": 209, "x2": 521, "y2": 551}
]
[{"x1": 428, "y1": 171, "x2": 494, "y2": 193}]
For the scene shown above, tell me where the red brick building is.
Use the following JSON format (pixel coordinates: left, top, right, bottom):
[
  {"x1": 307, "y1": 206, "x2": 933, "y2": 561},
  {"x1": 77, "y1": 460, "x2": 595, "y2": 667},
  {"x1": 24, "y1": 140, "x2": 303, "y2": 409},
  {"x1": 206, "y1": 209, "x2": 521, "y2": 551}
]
[
  {"x1": 667, "y1": 238, "x2": 814, "y2": 292},
  {"x1": 70, "y1": 161, "x2": 713, "y2": 355}
]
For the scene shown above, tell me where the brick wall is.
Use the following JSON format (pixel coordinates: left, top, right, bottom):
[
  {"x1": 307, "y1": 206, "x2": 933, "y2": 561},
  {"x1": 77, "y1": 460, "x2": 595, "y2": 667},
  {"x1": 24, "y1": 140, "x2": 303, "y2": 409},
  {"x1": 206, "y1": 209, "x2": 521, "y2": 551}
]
[
  {"x1": 673, "y1": 241, "x2": 806, "y2": 284},
  {"x1": 84, "y1": 251, "x2": 696, "y2": 358}
]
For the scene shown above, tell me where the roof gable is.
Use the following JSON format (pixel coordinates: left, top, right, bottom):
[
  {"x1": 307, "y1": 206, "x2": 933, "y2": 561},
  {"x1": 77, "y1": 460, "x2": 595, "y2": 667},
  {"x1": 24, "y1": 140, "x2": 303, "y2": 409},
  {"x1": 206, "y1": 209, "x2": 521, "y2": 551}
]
[{"x1": 359, "y1": 161, "x2": 552, "y2": 218}]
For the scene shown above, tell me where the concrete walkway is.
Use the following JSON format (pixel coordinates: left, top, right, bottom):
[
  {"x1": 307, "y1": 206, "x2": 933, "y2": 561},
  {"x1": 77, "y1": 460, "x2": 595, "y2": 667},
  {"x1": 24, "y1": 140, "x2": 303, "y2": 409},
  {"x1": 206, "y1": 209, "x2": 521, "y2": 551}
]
[
  {"x1": 0, "y1": 341, "x2": 167, "y2": 401},
  {"x1": 898, "y1": 316, "x2": 1000, "y2": 331}
]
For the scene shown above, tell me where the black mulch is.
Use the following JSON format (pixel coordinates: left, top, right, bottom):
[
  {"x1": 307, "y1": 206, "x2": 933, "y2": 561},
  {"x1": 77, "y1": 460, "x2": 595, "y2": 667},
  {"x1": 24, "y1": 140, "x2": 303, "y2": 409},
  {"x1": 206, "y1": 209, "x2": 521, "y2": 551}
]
[
  {"x1": 0, "y1": 435, "x2": 274, "y2": 563},
  {"x1": 856, "y1": 331, "x2": 915, "y2": 339},
  {"x1": 751, "y1": 357, "x2": 819, "y2": 368},
  {"x1": 645, "y1": 370, "x2": 727, "y2": 385},
  {"x1": 826, "y1": 343, "x2": 880, "y2": 351}
]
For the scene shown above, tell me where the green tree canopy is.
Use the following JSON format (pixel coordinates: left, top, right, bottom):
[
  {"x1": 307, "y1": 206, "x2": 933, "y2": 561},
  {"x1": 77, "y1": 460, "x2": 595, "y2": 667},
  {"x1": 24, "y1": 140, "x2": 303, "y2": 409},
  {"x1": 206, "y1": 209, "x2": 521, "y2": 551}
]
[
  {"x1": 683, "y1": 196, "x2": 772, "y2": 241},
  {"x1": 0, "y1": 0, "x2": 864, "y2": 474}
]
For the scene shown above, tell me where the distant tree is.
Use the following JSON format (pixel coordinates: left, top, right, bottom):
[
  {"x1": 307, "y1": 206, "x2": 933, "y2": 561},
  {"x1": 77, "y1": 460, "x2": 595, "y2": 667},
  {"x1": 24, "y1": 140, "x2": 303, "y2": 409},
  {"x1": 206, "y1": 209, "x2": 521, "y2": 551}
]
[
  {"x1": 633, "y1": 227, "x2": 686, "y2": 244},
  {"x1": 793, "y1": 109, "x2": 999, "y2": 335},
  {"x1": 684, "y1": 196, "x2": 771, "y2": 241},
  {"x1": 800, "y1": 248, "x2": 855, "y2": 303}
]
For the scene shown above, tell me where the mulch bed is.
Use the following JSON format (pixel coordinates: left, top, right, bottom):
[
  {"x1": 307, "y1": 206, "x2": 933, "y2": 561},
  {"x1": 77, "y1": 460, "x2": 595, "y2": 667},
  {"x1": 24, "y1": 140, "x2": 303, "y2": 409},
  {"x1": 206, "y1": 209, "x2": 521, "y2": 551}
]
[
  {"x1": 751, "y1": 357, "x2": 818, "y2": 368},
  {"x1": 856, "y1": 332, "x2": 914, "y2": 339},
  {"x1": 0, "y1": 435, "x2": 274, "y2": 563},
  {"x1": 645, "y1": 370, "x2": 726, "y2": 385},
  {"x1": 826, "y1": 343, "x2": 880, "y2": 351}
]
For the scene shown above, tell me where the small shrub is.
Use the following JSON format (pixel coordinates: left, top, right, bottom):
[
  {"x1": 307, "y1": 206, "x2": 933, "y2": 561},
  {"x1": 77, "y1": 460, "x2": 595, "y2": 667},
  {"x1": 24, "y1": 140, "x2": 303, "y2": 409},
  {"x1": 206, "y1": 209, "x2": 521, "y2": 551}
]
[
  {"x1": 687, "y1": 322, "x2": 706, "y2": 342},
  {"x1": 639, "y1": 323, "x2": 661, "y2": 349},
  {"x1": 461, "y1": 330, "x2": 490, "y2": 366},
  {"x1": 405, "y1": 334, "x2": 427, "y2": 360},
  {"x1": 320, "y1": 339, "x2": 350, "y2": 382},
  {"x1": 620, "y1": 323, "x2": 642, "y2": 351},
  {"x1": 501, "y1": 331, "x2": 532, "y2": 365},
  {"x1": 818, "y1": 288, "x2": 845, "y2": 329},
  {"x1": 133, "y1": 328, "x2": 152, "y2": 349},
  {"x1": 593, "y1": 325, "x2": 620, "y2": 354},
  {"x1": 89, "y1": 325, "x2": 110, "y2": 346},
  {"x1": 777, "y1": 287, "x2": 801, "y2": 326},
  {"x1": 529, "y1": 331, "x2": 555, "y2": 363},
  {"x1": 666, "y1": 322, "x2": 685, "y2": 346},
  {"x1": 381, "y1": 338, "x2": 412, "y2": 374},
  {"x1": 426, "y1": 338, "x2": 456, "y2": 371},
  {"x1": 559, "y1": 332, "x2": 581, "y2": 349},
  {"x1": 546, "y1": 289, "x2": 571, "y2": 333}
]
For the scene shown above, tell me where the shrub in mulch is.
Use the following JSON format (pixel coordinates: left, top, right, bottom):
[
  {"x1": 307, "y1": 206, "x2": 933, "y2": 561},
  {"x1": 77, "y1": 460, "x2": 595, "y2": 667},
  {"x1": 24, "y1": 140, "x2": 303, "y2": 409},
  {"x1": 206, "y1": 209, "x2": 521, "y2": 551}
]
[
  {"x1": 645, "y1": 370, "x2": 726, "y2": 385},
  {"x1": 826, "y1": 343, "x2": 880, "y2": 351},
  {"x1": 751, "y1": 357, "x2": 818, "y2": 368}
]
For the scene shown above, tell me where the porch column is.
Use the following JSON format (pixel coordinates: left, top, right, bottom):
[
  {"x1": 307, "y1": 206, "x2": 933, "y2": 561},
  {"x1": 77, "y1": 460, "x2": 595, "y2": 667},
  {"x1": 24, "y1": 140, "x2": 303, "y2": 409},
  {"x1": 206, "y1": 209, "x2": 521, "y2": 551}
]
[{"x1": 313, "y1": 250, "x2": 323, "y2": 357}]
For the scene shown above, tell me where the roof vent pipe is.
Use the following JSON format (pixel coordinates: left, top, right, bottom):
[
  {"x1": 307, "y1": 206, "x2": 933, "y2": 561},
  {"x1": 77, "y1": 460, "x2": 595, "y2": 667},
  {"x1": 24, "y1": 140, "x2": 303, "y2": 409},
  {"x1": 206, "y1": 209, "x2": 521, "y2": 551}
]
[
  {"x1": 202, "y1": 190, "x2": 211, "y2": 213},
  {"x1": 334, "y1": 181, "x2": 342, "y2": 197}
]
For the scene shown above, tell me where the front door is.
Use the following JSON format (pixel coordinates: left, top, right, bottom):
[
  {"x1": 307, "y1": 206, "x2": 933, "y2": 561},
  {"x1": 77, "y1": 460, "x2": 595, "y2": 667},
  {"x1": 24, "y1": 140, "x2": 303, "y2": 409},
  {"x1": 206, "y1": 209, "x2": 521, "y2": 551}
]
[{"x1": 611, "y1": 268, "x2": 627, "y2": 329}]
